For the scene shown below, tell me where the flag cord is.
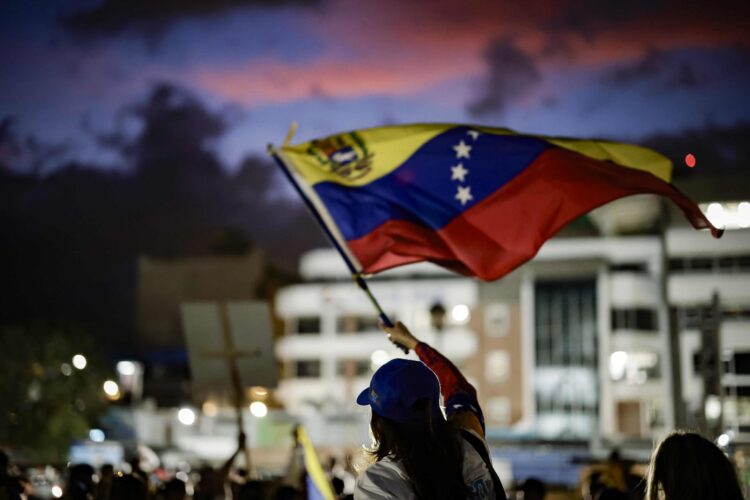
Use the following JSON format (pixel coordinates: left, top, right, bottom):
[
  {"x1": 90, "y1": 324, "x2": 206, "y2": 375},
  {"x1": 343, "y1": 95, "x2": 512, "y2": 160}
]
[{"x1": 267, "y1": 142, "x2": 405, "y2": 353}]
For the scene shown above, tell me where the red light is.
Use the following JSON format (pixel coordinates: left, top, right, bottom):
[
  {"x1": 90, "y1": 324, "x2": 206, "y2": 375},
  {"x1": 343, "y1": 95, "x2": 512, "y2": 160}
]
[{"x1": 685, "y1": 153, "x2": 696, "y2": 168}]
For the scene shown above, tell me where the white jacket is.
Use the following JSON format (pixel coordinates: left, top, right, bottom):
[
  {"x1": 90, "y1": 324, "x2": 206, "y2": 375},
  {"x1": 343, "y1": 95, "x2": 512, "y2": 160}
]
[{"x1": 354, "y1": 436, "x2": 495, "y2": 500}]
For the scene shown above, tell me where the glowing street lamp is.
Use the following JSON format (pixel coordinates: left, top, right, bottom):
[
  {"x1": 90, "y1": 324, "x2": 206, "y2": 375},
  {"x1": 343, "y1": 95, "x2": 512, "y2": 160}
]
[
  {"x1": 249, "y1": 401, "x2": 268, "y2": 418},
  {"x1": 103, "y1": 380, "x2": 120, "y2": 399},
  {"x1": 177, "y1": 407, "x2": 196, "y2": 425},
  {"x1": 72, "y1": 354, "x2": 87, "y2": 370}
]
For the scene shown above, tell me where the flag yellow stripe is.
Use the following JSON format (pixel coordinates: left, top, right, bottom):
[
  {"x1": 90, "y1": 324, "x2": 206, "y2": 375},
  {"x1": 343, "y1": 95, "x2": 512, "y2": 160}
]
[
  {"x1": 546, "y1": 138, "x2": 672, "y2": 182},
  {"x1": 281, "y1": 124, "x2": 451, "y2": 187},
  {"x1": 282, "y1": 123, "x2": 672, "y2": 188},
  {"x1": 298, "y1": 426, "x2": 336, "y2": 500},
  {"x1": 471, "y1": 125, "x2": 673, "y2": 182}
]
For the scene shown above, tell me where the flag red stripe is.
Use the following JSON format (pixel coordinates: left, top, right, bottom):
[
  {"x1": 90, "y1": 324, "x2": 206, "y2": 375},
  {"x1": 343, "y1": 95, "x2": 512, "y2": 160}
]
[{"x1": 347, "y1": 147, "x2": 720, "y2": 280}]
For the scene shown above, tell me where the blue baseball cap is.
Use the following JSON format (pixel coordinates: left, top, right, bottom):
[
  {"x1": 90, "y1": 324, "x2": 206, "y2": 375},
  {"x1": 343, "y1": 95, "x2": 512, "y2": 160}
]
[{"x1": 356, "y1": 358, "x2": 442, "y2": 423}]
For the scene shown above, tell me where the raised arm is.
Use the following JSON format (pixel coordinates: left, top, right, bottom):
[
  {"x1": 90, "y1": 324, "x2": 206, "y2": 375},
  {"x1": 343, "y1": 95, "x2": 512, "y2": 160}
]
[{"x1": 379, "y1": 321, "x2": 485, "y2": 434}]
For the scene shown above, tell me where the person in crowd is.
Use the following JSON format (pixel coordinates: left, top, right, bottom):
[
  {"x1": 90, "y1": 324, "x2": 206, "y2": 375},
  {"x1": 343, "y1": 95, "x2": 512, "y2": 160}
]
[
  {"x1": 65, "y1": 464, "x2": 96, "y2": 500},
  {"x1": 194, "y1": 432, "x2": 246, "y2": 500},
  {"x1": 281, "y1": 425, "x2": 305, "y2": 493},
  {"x1": 95, "y1": 464, "x2": 114, "y2": 500},
  {"x1": 354, "y1": 321, "x2": 507, "y2": 500},
  {"x1": 581, "y1": 448, "x2": 645, "y2": 500},
  {"x1": 595, "y1": 488, "x2": 629, "y2": 500},
  {"x1": 109, "y1": 473, "x2": 147, "y2": 500},
  {"x1": 0, "y1": 450, "x2": 23, "y2": 500},
  {"x1": 273, "y1": 484, "x2": 303, "y2": 500},
  {"x1": 514, "y1": 477, "x2": 546, "y2": 500},
  {"x1": 160, "y1": 478, "x2": 187, "y2": 500},
  {"x1": 646, "y1": 430, "x2": 744, "y2": 500},
  {"x1": 236, "y1": 480, "x2": 271, "y2": 500}
]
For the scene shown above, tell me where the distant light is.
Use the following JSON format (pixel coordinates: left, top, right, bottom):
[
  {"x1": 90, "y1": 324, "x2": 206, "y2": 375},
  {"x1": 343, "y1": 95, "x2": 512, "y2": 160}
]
[
  {"x1": 251, "y1": 386, "x2": 268, "y2": 398},
  {"x1": 738, "y1": 201, "x2": 750, "y2": 228},
  {"x1": 451, "y1": 304, "x2": 471, "y2": 323},
  {"x1": 371, "y1": 350, "x2": 390, "y2": 367},
  {"x1": 60, "y1": 363, "x2": 73, "y2": 376},
  {"x1": 249, "y1": 401, "x2": 268, "y2": 418},
  {"x1": 685, "y1": 153, "x2": 696, "y2": 168},
  {"x1": 202, "y1": 401, "x2": 218, "y2": 417},
  {"x1": 89, "y1": 429, "x2": 105, "y2": 443},
  {"x1": 51, "y1": 485, "x2": 63, "y2": 498},
  {"x1": 117, "y1": 361, "x2": 136, "y2": 376},
  {"x1": 72, "y1": 354, "x2": 87, "y2": 370},
  {"x1": 103, "y1": 380, "x2": 120, "y2": 398},
  {"x1": 717, "y1": 433, "x2": 730, "y2": 447},
  {"x1": 706, "y1": 203, "x2": 725, "y2": 228},
  {"x1": 177, "y1": 408, "x2": 196, "y2": 425},
  {"x1": 705, "y1": 395, "x2": 722, "y2": 420},
  {"x1": 609, "y1": 351, "x2": 628, "y2": 381}
]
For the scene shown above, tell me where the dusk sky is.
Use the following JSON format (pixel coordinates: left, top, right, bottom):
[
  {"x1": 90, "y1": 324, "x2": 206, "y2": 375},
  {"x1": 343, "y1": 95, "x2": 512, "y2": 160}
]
[{"x1": 2, "y1": 0, "x2": 749, "y2": 175}]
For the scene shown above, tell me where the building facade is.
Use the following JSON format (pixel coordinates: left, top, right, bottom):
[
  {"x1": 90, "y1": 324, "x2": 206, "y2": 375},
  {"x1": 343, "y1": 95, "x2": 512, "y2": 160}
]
[{"x1": 273, "y1": 227, "x2": 750, "y2": 445}]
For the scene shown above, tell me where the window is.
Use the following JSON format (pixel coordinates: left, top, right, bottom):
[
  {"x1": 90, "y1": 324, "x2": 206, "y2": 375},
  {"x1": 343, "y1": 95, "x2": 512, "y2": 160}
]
[
  {"x1": 724, "y1": 352, "x2": 750, "y2": 375},
  {"x1": 295, "y1": 317, "x2": 320, "y2": 335},
  {"x1": 611, "y1": 308, "x2": 658, "y2": 331},
  {"x1": 610, "y1": 350, "x2": 660, "y2": 383},
  {"x1": 669, "y1": 255, "x2": 750, "y2": 273},
  {"x1": 534, "y1": 280, "x2": 599, "y2": 439},
  {"x1": 609, "y1": 263, "x2": 648, "y2": 273},
  {"x1": 484, "y1": 303, "x2": 510, "y2": 337},
  {"x1": 485, "y1": 350, "x2": 510, "y2": 383},
  {"x1": 486, "y1": 397, "x2": 512, "y2": 426},
  {"x1": 337, "y1": 314, "x2": 395, "y2": 334},
  {"x1": 293, "y1": 360, "x2": 321, "y2": 378},
  {"x1": 335, "y1": 360, "x2": 371, "y2": 377}
]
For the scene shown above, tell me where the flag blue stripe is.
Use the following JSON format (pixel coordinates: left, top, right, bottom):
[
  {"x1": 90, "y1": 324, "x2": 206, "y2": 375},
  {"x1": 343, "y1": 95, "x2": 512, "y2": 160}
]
[{"x1": 313, "y1": 126, "x2": 552, "y2": 240}]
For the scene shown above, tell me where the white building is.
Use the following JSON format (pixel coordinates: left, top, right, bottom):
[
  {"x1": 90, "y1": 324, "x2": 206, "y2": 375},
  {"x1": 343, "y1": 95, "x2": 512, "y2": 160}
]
[{"x1": 274, "y1": 223, "x2": 750, "y2": 445}]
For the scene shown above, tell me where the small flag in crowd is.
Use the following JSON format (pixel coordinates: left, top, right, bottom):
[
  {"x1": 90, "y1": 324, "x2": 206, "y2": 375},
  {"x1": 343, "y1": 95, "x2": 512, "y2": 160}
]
[
  {"x1": 276, "y1": 124, "x2": 721, "y2": 281},
  {"x1": 297, "y1": 426, "x2": 336, "y2": 500}
]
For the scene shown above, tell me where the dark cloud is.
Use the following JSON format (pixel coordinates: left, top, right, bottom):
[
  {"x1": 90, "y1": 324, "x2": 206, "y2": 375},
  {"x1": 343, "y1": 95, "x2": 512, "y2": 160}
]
[
  {"x1": 0, "y1": 82, "x2": 324, "y2": 343},
  {"x1": 467, "y1": 37, "x2": 541, "y2": 117},
  {"x1": 602, "y1": 49, "x2": 708, "y2": 90},
  {"x1": 548, "y1": 0, "x2": 660, "y2": 39},
  {"x1": 0, "y1": 117, "x2": 75, "y2": 175},
  {"x1": 641, "y1": 121, "x2": 750, "y2": 202},
  {"x1": 0, "y1": 117, "x2": 22, "y2": 169},
  {"x1": 65, "y1": 0, "x2": 321, "y2": 39}
]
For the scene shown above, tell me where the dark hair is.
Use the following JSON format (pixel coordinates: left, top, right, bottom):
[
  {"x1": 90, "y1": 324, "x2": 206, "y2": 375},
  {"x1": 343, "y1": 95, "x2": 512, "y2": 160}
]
[
  {"x1": 595, "y1": 488, "x2": 628, "y2": 500},
  {"x1": 110, "y1": 474, "x2": 147, "y2": 500},
  {"x1": 368, "y1": 400, "x2": 467, "y2": 500},
  {"x1": 520, "y1": 477, "x2": 546, "y2": 500},
  {"x1": 646, "y1": 430, "x2": 744, "y2": 500}
]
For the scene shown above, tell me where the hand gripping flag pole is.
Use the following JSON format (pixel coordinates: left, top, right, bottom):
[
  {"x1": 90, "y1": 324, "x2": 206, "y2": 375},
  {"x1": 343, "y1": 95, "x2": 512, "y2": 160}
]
[{"x1": 267, "y1": 126, "x2": 407, "y2": 354}]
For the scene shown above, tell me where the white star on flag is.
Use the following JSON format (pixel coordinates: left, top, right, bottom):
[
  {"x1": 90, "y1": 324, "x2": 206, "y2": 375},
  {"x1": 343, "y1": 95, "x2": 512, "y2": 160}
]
[
  {"x1": 451, "y1": 163, "x2": 469, "y2": 182},
  {"x1": 453, "y1": 140, "x2": 472, "y2": 159},
  {"x1": 467, "y1": 130, "x2": 480, "y2": 141},
  {"x1": 455, "y1": 186, "x2": 473, "y2": 205}
]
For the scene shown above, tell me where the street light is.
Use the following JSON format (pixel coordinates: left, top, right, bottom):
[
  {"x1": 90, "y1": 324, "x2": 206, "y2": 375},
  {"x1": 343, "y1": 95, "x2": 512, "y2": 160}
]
[
  {"x1": 249, "y1": 401, "x2": 268, "y2": 418},
  {"x1": 117, "y1": 361, "x2": 136, "y2": 376},
  {"x1": 371, "y1": 350, "x2": 390, "y2": 368},
  {"x1": 451, "y1": 304, "x2": 470, "y2": 324},
  {"x1": 177, "y1": 407, "x2": 196, "y2": 425},
  {"x1": 103, "y1": 380, "x2": 120, "y2": 399},
  {"x1": 89, "y1": 429, "x2": 105, "y2": 442},
  {"x1": 72, "y1": 354, "x2": 87, "y2": 370}
]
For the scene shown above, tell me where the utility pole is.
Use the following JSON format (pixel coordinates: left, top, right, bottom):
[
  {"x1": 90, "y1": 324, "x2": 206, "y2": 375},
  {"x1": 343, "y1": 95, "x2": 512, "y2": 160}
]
[{"x1": 659, "y1": 201, "x2": 684, "y2": 429}]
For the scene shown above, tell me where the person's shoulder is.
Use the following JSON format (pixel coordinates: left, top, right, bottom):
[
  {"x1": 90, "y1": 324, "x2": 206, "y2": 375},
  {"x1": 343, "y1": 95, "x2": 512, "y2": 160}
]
[
  {"x1": 356, "y1": 458, "x2": 409, "y2": 484},
  {"x1": 354, "y1": 459, "x2": 415, "y2": 500}
]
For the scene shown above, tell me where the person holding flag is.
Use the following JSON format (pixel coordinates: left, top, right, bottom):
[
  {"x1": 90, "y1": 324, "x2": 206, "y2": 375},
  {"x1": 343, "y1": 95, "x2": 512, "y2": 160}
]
[{"x1": 354, "y1": 321, "x2": 507, "y2": 500}]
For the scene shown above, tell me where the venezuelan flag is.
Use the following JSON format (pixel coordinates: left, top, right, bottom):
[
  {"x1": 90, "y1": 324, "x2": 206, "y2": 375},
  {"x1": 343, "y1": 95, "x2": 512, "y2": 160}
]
[
  {"x1": 297, "y1": 426, "x2": 336, "y2": 500},
  {"x1": 277, "y1": 124, "x2": 721, "y2": 280}
]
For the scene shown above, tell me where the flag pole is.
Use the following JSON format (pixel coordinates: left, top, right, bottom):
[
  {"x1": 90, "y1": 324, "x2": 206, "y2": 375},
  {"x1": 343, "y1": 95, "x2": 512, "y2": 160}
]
[{"x1": 267, "y1": 137, "x2": 407, "y2": 353}]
